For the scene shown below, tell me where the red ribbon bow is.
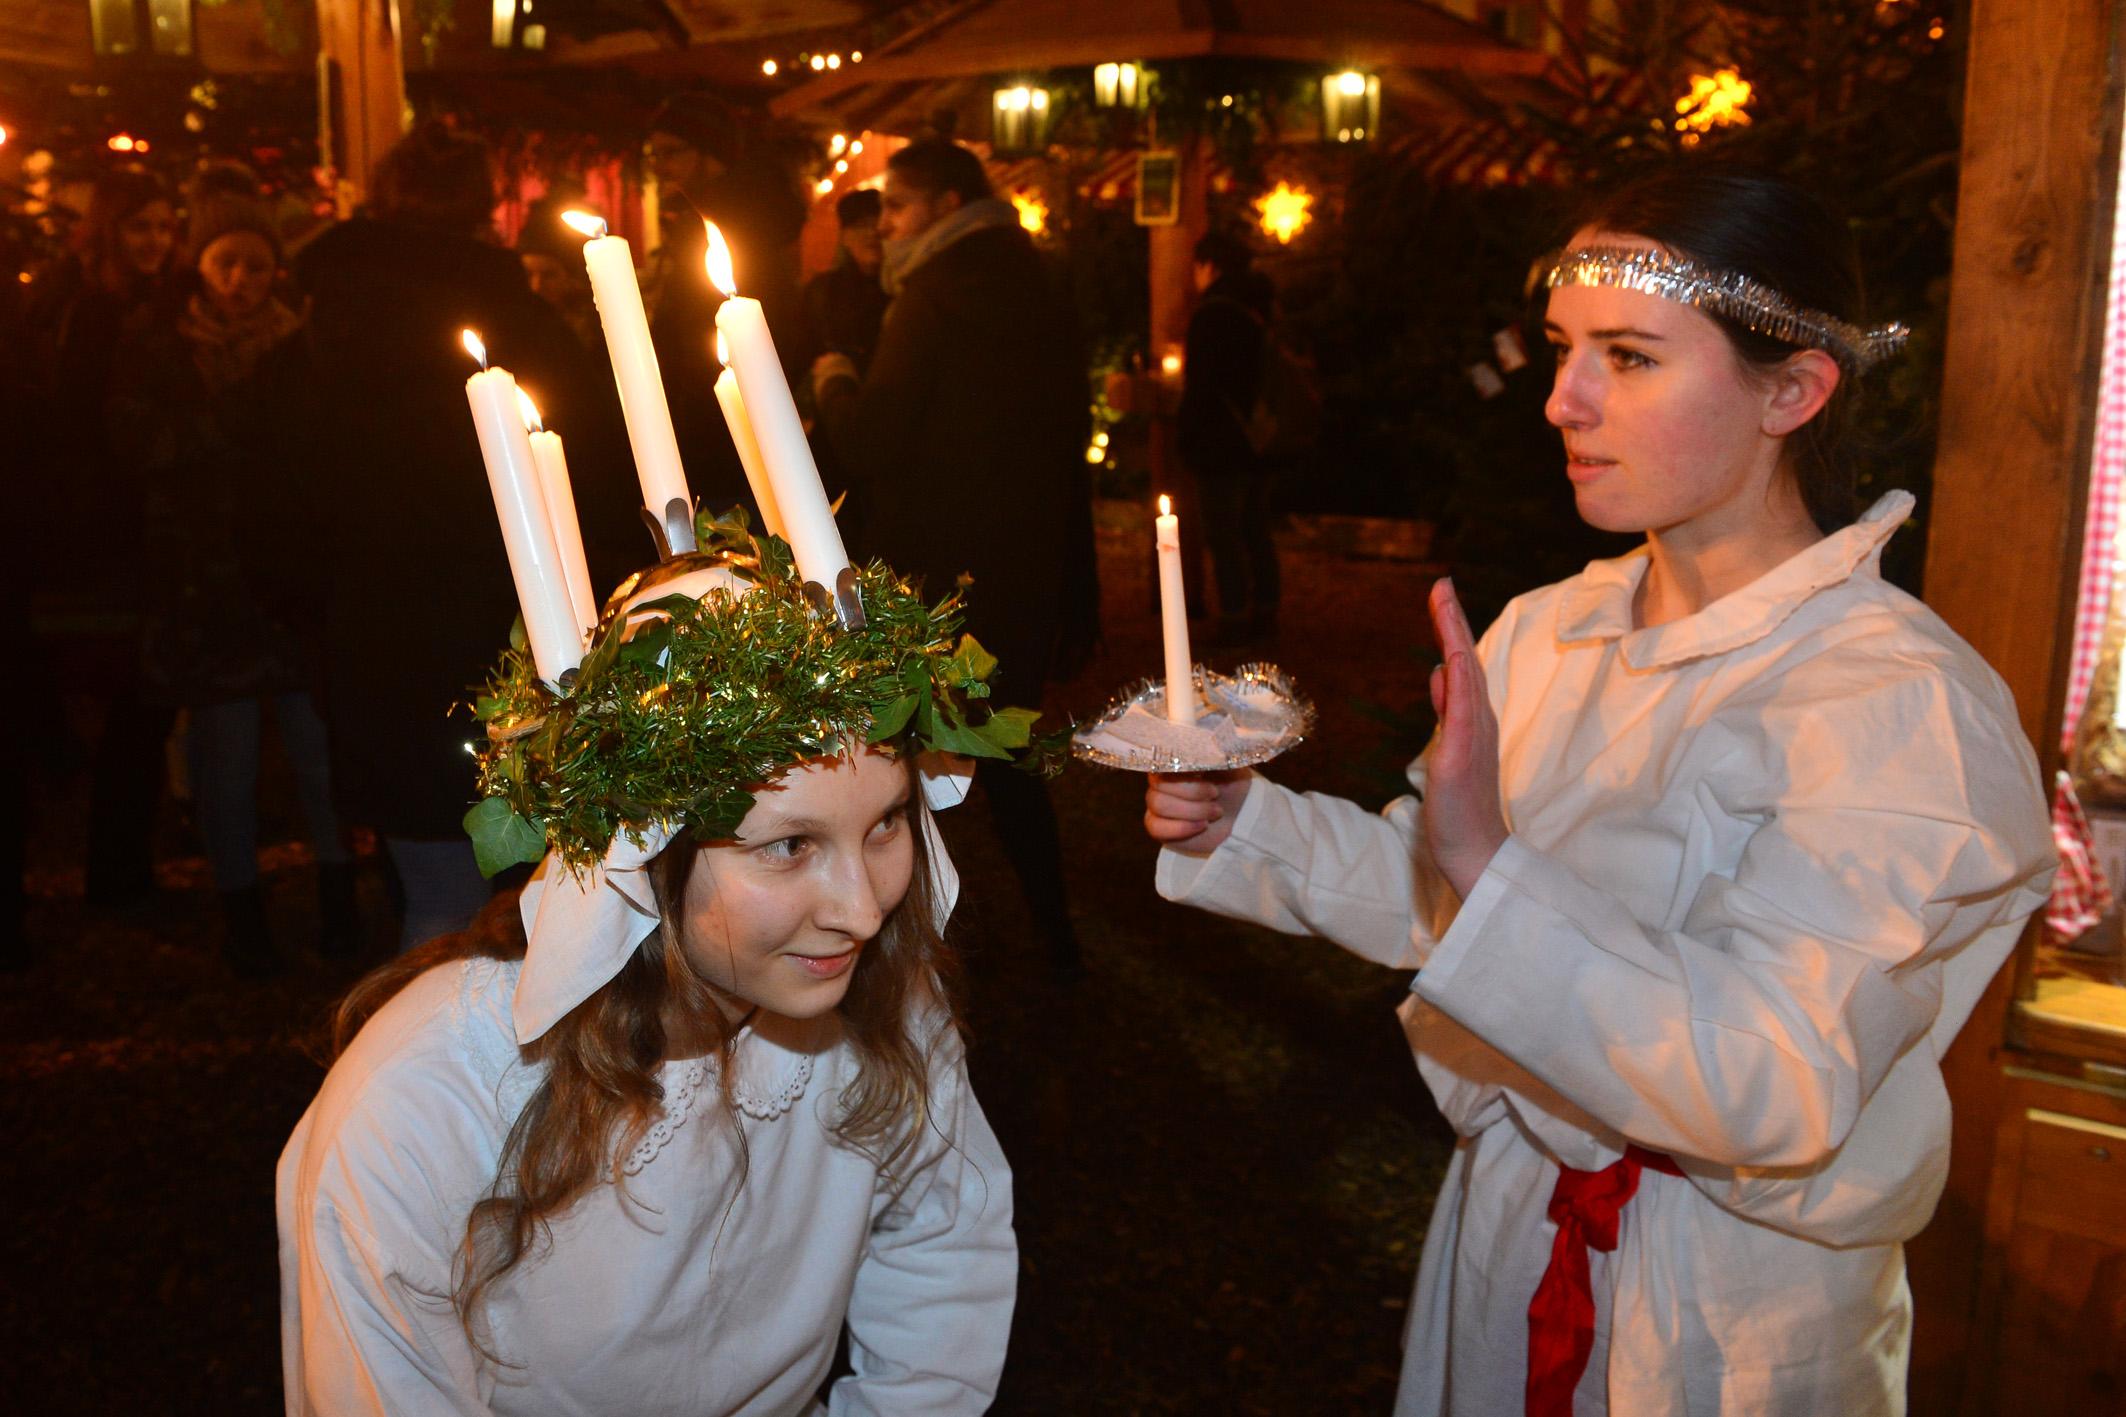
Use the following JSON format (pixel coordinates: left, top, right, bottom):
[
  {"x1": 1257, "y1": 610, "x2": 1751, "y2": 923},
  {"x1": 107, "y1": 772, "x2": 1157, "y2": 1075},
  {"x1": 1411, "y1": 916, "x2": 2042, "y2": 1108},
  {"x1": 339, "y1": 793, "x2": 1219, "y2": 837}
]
[{"x1": 1525, "y1": 1145, "x2": 1681, "y2": 1417}]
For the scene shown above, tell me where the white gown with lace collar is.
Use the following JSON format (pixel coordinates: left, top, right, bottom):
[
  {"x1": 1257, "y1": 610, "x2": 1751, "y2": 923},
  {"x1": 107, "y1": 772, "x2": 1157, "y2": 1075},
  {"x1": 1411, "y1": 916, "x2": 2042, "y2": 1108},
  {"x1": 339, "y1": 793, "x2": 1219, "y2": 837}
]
[{"x1": 277, "y1": 956, "x2": 1013, "y2": 1416}]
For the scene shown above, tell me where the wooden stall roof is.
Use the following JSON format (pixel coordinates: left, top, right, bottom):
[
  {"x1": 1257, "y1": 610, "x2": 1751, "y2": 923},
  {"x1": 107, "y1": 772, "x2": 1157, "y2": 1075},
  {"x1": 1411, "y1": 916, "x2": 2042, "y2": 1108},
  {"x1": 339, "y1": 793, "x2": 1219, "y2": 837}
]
[
  {"x1": 0, "y1": 0, "x2": 306, "y2": 73},
  {"x1": 769, "y1": 0, "x2": 1550, "y2": 132}
]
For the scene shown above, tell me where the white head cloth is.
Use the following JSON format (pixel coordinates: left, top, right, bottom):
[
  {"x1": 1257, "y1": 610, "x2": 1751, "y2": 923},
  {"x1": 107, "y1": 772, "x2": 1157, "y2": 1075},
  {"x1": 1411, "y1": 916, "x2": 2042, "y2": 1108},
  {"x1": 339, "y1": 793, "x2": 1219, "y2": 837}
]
[{"x1": 510, "y1": 562, "x2": 974, "y2": 1045}]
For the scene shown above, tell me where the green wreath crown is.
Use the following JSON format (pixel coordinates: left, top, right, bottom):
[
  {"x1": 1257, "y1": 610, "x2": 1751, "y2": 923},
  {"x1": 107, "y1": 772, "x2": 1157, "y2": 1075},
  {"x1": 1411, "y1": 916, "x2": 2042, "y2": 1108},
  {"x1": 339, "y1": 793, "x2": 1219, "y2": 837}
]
[{"x1": 463, "y1": 507, "x2": 1064, "y2": 875}]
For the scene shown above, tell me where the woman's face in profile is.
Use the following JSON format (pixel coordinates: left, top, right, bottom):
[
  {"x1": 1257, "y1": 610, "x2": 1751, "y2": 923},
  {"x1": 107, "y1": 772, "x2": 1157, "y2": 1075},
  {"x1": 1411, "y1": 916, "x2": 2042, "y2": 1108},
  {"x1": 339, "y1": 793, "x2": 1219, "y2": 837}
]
[
  {"x1": 674, "y1": 745, "x2": 917, "y2": 1024},
  {"x1": 1541, "y1": 228, "x2": 1786, "y2": 542}
]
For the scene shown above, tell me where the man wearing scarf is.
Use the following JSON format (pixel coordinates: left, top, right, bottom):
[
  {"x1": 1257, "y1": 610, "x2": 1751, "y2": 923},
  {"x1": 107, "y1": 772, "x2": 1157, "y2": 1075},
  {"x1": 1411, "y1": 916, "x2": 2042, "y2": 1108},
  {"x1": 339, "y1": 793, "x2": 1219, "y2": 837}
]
[{"x1": 812, "y1": 138, "x2": 1098, "y2": 978}]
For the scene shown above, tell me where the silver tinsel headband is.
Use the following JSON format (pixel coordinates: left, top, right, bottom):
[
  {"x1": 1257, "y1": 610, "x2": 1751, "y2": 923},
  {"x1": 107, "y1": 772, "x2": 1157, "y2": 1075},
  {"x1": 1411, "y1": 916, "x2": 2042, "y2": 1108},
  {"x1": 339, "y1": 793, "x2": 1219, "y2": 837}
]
[{"x1": 1539, "y1": 245, "x2": 1910, "y2": 371}]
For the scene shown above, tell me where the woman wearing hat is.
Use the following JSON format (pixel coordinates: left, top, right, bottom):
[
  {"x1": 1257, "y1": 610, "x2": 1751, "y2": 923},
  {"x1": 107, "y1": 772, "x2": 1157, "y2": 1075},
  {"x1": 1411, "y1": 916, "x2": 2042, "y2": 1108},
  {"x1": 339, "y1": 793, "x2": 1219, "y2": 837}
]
[{"x1": 108, "y1": 188, "x2": 354, "y2": 974}]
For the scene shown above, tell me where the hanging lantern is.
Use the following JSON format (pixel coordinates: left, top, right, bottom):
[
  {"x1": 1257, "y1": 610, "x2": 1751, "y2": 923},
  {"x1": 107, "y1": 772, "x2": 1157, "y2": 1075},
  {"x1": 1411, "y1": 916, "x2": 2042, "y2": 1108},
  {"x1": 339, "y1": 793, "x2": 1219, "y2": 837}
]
[
  {"x1": 992, "y1": 85, "x2": 1053, "y2": 155},
  {"x1": 1320, "y1": 69, "x2": 1380, "y2": 144},
  {"x1": 89, "y1": 0, "x2": 194, "y2": 58},
  {"x1": 1093, "y1": 62, "x2": 1143, "y2": 111}
]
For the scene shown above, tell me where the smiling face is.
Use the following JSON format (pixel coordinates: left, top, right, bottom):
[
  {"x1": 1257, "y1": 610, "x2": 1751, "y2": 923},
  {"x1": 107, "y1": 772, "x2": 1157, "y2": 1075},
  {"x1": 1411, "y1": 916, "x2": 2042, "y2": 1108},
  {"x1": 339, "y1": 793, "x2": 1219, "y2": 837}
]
[
  {"x1": 672, "y1": 745, "x2": 916, "y2": 1026},
  {"x1": 118, "y1": 199, "x2": 179, "y2": 278},
  {"x1": 1541, "y1": 228, "x2": 1836, "y2": 550}
]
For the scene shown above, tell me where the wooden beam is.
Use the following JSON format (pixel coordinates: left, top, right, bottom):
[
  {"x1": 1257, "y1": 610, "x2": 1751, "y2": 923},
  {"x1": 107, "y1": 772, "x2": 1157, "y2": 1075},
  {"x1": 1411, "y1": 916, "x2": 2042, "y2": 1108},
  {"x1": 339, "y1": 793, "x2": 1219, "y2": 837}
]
[
  {"x1": 1912, "y1": 0, "x2": 2123, "y2": 1409},
  {"x1": 315, "y1": 0, "x2": 409, "y2": 208}
]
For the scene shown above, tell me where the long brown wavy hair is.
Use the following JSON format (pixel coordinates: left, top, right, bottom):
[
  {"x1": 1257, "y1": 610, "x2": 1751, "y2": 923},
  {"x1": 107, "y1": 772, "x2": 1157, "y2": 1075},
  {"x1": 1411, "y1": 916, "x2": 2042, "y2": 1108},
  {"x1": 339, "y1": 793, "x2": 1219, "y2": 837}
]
[{"x1": 331, "y1": 753, "x2": 959, "y2": 1348}]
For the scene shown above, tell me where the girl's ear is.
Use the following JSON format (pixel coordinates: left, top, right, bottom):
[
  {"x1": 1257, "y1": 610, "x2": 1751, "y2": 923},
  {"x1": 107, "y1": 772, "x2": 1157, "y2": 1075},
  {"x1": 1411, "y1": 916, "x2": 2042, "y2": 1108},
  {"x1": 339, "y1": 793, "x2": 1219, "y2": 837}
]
[{"x1": 1762, "y1": 348, "x2": 1841, "y2": 437}]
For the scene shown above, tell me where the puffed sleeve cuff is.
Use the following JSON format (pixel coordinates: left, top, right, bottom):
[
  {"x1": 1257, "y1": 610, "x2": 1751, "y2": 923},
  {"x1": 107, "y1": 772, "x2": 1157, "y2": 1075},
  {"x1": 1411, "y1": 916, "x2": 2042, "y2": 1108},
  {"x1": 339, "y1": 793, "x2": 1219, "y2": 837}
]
[
  {"x1": 1157, "y1": 777, "x2": 1433, "y2": 970},
  {"x1": 1410, "y1": 833, "x2": 1537, "y2": 1003},
  {"x1": 1154, "y1": 770, "x2": 1282, "y2": 912}
]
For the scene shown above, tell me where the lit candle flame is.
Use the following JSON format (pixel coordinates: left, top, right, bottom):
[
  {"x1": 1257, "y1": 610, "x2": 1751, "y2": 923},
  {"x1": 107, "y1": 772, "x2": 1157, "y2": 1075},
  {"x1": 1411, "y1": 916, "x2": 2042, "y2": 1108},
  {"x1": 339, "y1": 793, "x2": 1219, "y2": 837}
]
[
  {"x1": 1158, "y1": 494, "x2": 1172, "y2": 516},
  {"x1": 704, "y1": 220, "x2": 736, "y2": 296},
  {"x1": 560, "y1": 210, "x2": 608, "y2": 240},
  {"x1": 461, "y1": 329, "x2": 488, "y2": 369},
  {"x1": 516, "y1": 388, "x2": 543, "y2": 432},
  {"x1": 716, "y1": 330, "x2": 730, "y2": 367}
]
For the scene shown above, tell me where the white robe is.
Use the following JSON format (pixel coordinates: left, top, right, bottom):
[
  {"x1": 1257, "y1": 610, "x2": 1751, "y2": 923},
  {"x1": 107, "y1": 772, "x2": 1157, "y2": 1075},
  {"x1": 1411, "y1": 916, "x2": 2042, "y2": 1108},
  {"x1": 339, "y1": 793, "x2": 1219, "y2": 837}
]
[
  {"x1": 1158, "y1": 493, "x2": 2055, "y2": 1415},
  {"x1": 277, "y1": 955, "x2": 1015, "y2": 1416}
]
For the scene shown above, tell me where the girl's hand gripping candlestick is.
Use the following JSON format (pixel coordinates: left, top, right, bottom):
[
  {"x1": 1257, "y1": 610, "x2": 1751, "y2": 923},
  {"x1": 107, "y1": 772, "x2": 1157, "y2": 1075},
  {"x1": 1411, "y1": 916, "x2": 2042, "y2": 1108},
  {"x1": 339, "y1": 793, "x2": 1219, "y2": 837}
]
[
  {"x1": 516, "y1": 389, "x2": 601, "y2": 641},
  {"x1": 560, "y1": 210, "x2": 695, "y2": 558},
  {"x1": 712, "y1": 331, "x2": 788, "y2": 540},
  {"x1": 1155, "y1": 495, "x2": 1197, "y2": 724},
  {"x1": 461, "y1": 331, "x2": 583, "y2": 687},
  {"x1": 704, "y1": 219, "x2": 862, "y2": 628}
]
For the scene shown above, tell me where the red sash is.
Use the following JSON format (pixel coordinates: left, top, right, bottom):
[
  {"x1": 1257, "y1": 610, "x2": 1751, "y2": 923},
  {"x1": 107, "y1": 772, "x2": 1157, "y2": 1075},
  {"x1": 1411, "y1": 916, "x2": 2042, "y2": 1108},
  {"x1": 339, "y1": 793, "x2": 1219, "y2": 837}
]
[{"x1": 1525, "y1": 1145, "x2": 1683, "y2": 1417}]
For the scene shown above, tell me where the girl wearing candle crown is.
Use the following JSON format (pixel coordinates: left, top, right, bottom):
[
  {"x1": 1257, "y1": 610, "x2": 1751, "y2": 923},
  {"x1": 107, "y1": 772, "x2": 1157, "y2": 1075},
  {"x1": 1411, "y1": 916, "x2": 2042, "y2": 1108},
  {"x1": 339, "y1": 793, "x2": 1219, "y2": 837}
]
[
  {"x1": 278, "y1": 520, "x2": 1042, "y2": 1414},
  {"x1": 1145, "y1": 167, "x2": 2055, "y2": 1415}
]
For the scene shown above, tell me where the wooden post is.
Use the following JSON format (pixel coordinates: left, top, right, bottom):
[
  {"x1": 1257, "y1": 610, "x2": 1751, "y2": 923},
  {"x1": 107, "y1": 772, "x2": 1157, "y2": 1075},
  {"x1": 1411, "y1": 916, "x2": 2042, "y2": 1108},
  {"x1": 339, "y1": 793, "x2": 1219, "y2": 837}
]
[
  {"x1": 1911, "y1": 0, "x2": 2123, "y2": 1409},
  {"x1": 315, "y1": 0, "x2": 408, "y2": 211},
  {"x1": 1147, "y1": 134, "x2": 1211, "y2": 616}
]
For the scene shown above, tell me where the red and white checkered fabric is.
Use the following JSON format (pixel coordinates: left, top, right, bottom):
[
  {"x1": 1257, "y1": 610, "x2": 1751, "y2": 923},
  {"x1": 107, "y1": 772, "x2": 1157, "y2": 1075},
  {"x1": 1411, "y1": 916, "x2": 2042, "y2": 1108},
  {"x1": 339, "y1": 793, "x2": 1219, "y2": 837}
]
[
  {"x1": 2049, "y1": 155, "x2": 2126, "y2": 938},
  {"x1": 2048, "y1": 771, "x2": 2114, "y2": 938}
]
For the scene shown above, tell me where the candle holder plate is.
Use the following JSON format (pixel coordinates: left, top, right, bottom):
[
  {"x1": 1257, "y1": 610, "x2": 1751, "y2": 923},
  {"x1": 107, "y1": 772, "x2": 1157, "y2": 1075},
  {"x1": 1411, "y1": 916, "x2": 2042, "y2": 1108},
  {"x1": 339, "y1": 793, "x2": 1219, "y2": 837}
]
[{"x1": 1072, "y1": 663, "x2": 1315, "y2": 773}]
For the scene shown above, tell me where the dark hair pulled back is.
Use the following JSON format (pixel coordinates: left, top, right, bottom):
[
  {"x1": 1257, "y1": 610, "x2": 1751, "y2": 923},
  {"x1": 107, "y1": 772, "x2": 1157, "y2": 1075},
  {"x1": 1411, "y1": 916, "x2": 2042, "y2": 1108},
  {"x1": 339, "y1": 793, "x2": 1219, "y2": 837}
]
[
  {"x1": 371, "y1": 121, "x2": 495, "y2": 236},
  {"x1": 885, "y1": 139, "x2": 992, "y2": 206},
  {"x1": 1569, "y1": 166, "x2": 1877, "y2": 532}
]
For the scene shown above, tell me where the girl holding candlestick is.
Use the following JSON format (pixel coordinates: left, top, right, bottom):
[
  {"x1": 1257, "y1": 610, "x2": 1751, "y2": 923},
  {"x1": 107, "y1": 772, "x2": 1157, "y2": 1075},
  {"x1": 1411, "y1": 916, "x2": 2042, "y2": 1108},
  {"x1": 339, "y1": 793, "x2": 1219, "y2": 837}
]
[{"x1": 1144, "y1": 168, "x2": 2055, "y2": 1414}]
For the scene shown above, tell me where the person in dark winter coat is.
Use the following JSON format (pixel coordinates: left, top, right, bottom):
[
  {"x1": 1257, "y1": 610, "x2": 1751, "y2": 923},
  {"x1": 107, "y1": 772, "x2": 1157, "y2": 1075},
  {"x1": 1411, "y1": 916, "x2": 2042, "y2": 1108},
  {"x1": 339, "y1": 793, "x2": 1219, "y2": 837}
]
[
  {"x1": 801, "y1": 187, "x2": 888, "y2": 373},
  {"x1": 812, "y1": 138, "x2": 1098, "y2": 975},
  {"x1": 643, "y1": 93, "x2": 808, "y2": 513},
  {"x1": 25, "y1": 166, "x2": 185, "y2": 909},
  {"x1": 1178, "y1": 231, "x2": 1281, "y2": 646},
  {"x1": 107, "y1": 189, "x2": 353, "y2": 975},
  {"x1": 290, "y1": 123, "x2": 641, "y2": 950}
]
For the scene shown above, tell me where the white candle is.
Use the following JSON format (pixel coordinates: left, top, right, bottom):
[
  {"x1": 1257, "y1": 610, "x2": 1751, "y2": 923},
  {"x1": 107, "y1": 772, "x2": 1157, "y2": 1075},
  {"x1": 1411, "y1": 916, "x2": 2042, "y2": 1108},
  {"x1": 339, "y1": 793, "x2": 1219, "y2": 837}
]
[
  {"x1": 461, "y1": 331, "x2": 582, "y2": 687},
  {"x1": 516, "y1": 389, "x2": 600, "y2": 642},
  {"x1": 1155, "y1": 494, "x2": 1196, "y2": 724},
  {"x1": 704, "y1": 220, "x2": 850, "y2": 590},
  {"x1": 713, "y1": 332, "x2": 787, "y2": 539},
  {"x1": 561, "y1": 211, "x2": 693, "y2": 554}
]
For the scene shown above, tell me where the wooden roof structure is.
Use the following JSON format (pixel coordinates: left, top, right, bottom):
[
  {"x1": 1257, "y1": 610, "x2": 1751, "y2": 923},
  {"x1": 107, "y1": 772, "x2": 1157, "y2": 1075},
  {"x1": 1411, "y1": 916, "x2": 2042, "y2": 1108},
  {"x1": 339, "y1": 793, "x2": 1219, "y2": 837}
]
[
  {"x1": 769, "y1": 0, "x2": 1552, "y2": 137},
  {"x1": 0, "y1": 0, "x2": 304, "y2": 73}
]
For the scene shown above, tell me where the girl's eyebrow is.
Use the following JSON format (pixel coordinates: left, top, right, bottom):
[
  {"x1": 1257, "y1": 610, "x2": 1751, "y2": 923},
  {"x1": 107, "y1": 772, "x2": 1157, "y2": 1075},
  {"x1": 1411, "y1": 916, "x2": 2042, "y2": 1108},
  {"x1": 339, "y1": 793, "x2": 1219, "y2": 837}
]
[
  {"x1": 1545, "y1": 319, "x2": 1666, "y2": 342},
  {"x1": 745, "y1": 792, "x2": 913, "y2": 840}
]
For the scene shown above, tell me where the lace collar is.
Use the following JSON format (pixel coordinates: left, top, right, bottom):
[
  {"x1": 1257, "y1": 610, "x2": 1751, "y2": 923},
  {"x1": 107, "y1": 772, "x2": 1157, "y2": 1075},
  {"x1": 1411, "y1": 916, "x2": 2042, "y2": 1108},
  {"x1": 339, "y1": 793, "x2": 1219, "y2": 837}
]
[
  {"x1": 1555, "y1": 489, "x2": 1914, "y2": 670},
  {"x1": 454, "y1": 958, "x2": 825, "y2": 1175}
]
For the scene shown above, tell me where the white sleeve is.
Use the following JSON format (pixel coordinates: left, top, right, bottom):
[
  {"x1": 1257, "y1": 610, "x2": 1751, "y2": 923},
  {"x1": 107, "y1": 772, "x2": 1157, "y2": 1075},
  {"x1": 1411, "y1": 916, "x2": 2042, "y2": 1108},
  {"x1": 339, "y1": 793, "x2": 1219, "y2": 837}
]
[
  {"x1": 1154, "y1": 757, "x2": 1461, "y2": 971},
  {"x1": 282, "y1": 1190, "x2": 491, "y2": 1416},
  {"x1": 1413, "y1": 671, "x2": 2055, "y2": 1176},
  {"x1": 830, "y1": 1034, "x2": 1016, "y2": 1416},
  {"x1": 1153, "y1": 609, "x2": 1524, "y2": 971}
]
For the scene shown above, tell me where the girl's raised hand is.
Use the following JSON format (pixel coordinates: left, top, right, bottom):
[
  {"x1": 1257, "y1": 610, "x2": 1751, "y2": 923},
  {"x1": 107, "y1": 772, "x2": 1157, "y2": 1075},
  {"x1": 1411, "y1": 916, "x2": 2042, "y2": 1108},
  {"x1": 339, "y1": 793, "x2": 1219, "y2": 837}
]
[
  {"x1": 1145, "y1": 770, "x2": 1255, "y2": 856},
  {"x1": 1425, "y1": 578, "x2": 1509, "y2": 898}
]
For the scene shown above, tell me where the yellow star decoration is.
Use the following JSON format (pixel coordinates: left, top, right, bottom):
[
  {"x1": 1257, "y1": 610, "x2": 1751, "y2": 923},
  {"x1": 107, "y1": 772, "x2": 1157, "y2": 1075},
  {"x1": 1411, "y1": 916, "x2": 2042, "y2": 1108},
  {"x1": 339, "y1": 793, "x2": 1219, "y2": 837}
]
[
  {"x1": 1254, "y1": 181, "x2": 1314, "y2": 245},
  {"x1": 1674, "y1": 69, "x2": 1753, "y2": 146}
]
